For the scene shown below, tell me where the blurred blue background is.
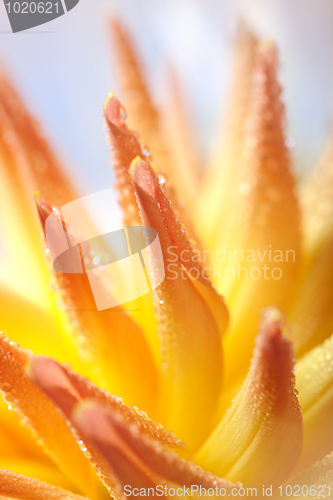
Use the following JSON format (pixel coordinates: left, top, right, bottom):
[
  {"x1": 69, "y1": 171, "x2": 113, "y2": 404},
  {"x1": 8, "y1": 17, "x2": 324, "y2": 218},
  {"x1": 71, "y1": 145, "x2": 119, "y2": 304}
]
[{"x1": 0, "y1": 0, "x2": 333, "y2": 194}]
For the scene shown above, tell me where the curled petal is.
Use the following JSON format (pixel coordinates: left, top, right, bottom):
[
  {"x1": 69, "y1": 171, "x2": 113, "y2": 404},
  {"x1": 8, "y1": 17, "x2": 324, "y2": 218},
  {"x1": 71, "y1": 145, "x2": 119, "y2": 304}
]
[
  {"x1": 0, "y1": 469, "x2": 89, "y2": 500},
  {"x1": 35, "y1": 195, "x2": 158, "y2": 415},
  {"x1": 130, "y1": 159, "x2": 222, "y2": 451},
  {"x1": 219, "y1": 42, "x2": 301, "y2": 390},
  {"x1": 27, "y1": 354, "x2": 182, "y2": 448},
  {"x1": 0, "y1": 335, "x2": 104, "y2": 499},
  {"x1": 293, "y1": 333, "x2": 333, "y2": 473},
  {"x1": 195, "y1": 308, "x2": 303, "y2": 489},
  {"x1": 71, "y1": 401, "x2": 239, "y2": 499}
]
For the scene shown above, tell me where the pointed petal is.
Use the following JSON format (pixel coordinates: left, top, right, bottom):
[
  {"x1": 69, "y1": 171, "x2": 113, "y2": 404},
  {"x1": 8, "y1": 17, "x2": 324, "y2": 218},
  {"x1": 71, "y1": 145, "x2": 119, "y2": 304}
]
[
  {"x1": 27, "y1": 353, "x2": 182, "y2": 448},
  {"x1": 35, "y1": 195, "x2": 158, "y2": 415},
  {"x1": 159, "y1": 67, "x2": 200, "y2": 207},
  {"x1": 71, "y1": 401, "x2": 239, "y2": 499},
  {"x1": 197, "y1": 24, "x2": 258, "y2": 246},
  {"x1": 0, "y1": 71, "x2": 77, "y2": 206},
  {"x1": 0, "y1": 335, "x2": 104, "y2": 499},
  {"x1": 103, "y1": 93, "x2": 207, "y2": 347},
  {"x1": 301, "y1": 134, "x2": 333, "y2": 261},
  {"x1": 103, "y1": 93, "x2": 143, "y2": 226},
  {"x1": 218, "y1": 42, "x2": 301, "y2": 389},
  {"x1": 288, "y1": 234, "x2": 333, "y2": 356},
  {"x1": 0, "y1": 92, "x2": 53, "y2": 311},
  {"x1": 277, "y1": 452, "x2": 333, "y2": 499},
  {"x1": 195, "y1": 308, "x2": 303, "y2": 489},
  {"x1": 0, "y1": 70, "x2": 77, "y2": 311},
  {"x1": 131, "y1": 157, "x2": 229, "y2": 336},
  {"x1": 130, "y1": 159, "x2": 223, "y2": 451},
  {"x1": 293, "y1": 333, "x2": 333, "y2": 473},
  {"x1": 110, "y1": 18, "x2": 196, "y2": 210},
  {"x1": 0, "y1": 469, "x2": 89, "y2": 500},
  {"x1": 103, "y1": 93, "x2": 202, "y2": 249}
]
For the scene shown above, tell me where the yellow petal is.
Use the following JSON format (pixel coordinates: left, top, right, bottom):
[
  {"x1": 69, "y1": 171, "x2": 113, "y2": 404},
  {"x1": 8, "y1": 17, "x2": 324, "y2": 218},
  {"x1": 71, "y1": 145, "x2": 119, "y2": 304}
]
[
  {"x1": 0, "y1": 396, "x2": 48, "y2": 459},
  {"x1": 288, "y1": 235, "x2": 333, "y2": 357},
  {"x1": 71, "y1": 400, "x2": 239, "y2": 498},
  {"x1": 159, "y1": 67, "x2": 201, "y2": 208},
  {"x1": 197, "y1": 24, "x2": 257, "y2": 247},
  {"x1": 0, "y1": 458, "x2": 78, "y2": 492},
  {"x1": 276, "y1": 452, "x2": 333, "y2": 499},
  {"x1": 0, "y1": 285, "x2": 77, "y2": 363},
  {"x1": 0, "y1": 468, "x2": 88, "y2": 500},
  {"x1": 0, "y1": 335, "x2": 105, "y2": 499},
  {"x1": 195, "y1": 308, "x2": 303, "y2": 489},
  {"x1": 131, "y1": 156, "x2": 229, "y2": 337},
  {"x1": 35, "y1": 196, "x2": 158, "y2": 415},
  {"x1": 218, "y1": 42, "x2": 301, "y2": 390},
  {"x1": 293, "y1": 333, "x2": 333, "y2": 473},
  {"x1": 130, "y1": 159, "x2": 223, "y2": 451},
  {"x1": 109, "y1": 18, "x2": 197, "y2": 211},
  {"x1": 301, "y1": 133, "x2": 333, "y2": 262}
]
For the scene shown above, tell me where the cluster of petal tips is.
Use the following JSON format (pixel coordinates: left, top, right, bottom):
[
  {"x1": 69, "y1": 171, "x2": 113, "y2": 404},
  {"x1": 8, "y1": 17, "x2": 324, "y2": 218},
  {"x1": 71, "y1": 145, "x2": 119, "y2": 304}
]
[{"x1": 0, "y1": 16, "x2": 332, "y2": 500}]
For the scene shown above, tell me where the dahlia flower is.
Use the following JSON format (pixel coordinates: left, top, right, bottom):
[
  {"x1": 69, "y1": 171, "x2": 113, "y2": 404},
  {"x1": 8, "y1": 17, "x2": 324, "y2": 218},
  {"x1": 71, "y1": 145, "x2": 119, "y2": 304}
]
[{"x1": 0, "y1": 17, "x2": 332, "y2": 500}]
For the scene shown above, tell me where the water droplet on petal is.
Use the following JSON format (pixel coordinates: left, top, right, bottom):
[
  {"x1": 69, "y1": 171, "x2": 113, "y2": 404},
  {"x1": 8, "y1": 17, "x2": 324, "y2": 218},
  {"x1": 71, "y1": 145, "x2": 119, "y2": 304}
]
[
  {"x1": 285, "y1": 136, "x2": 296, "y2": 148},
  {"x1": 2, "y1": 382, "x2": 12, "y2": 392},
  {"x1": 141, "y1": 146, "x2": 150, "y2": 157}
]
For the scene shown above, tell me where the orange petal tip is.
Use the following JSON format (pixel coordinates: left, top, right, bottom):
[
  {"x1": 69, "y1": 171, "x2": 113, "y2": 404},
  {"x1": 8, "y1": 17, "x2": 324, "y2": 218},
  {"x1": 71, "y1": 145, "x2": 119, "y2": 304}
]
[
  {"x1": 103, "y1": 93, "x2": 127, "y2": 129},
  {"x1": 26, "y1": 355, "x2": 81, "y2": 419},
  {"x1": 34, "y1": 192, "x2": 53, "y2": 230}
]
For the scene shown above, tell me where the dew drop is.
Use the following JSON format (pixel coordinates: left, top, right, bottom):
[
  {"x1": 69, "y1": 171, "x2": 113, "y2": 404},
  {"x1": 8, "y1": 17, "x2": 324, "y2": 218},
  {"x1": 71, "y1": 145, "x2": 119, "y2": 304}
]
[
  {"x1": 120, "y1": 107, "x2": 127, "y2": 121},
  {"x1": 93, "y1": 256, "x2": 100, "y2": 266},
  {"x1": 141, "y1": 146, "x2": 150, "y2": 157},
  {"x1": 78, "y1": 440, "x2": 88, "y2": 452},
  {"x1": 285, "y1": 136, "x2": 296, "y2": 149}
]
